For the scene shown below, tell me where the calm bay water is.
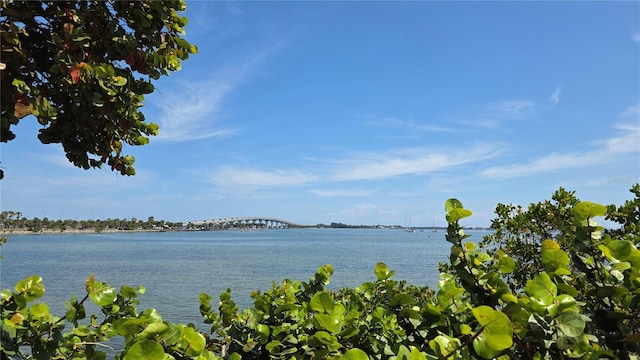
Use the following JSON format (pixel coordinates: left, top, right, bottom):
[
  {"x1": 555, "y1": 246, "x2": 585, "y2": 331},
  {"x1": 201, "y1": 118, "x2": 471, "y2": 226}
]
[{"x1": 0, "y1": 228, "x2": 484, "y2": 324}]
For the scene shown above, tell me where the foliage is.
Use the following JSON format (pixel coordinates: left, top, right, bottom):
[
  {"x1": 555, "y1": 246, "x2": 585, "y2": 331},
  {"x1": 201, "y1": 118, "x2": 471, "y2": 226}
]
[
  {"x1": 1, "y1": 186, "x2": 639, "y2": 359},
  {"x1": 480, "y1": 186, "x2": 640, "y2": 358},
  {"x1": 0, "y1": 211, "x2": 181, "y2": 232},
  {"x1": 1, "y1": 0, "x2": 197, "y2": 178}
]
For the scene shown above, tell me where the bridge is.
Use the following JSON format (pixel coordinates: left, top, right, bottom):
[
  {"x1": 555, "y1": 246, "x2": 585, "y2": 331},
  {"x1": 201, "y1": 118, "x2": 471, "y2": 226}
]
[{"x1": 187, "y1": 217, "x2": 300, "y2": 230}]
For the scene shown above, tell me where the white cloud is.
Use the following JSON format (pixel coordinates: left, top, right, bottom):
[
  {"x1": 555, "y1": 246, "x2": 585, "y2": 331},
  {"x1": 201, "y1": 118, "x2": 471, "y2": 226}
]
[
  {"x1": 203, "y1": 143, "x2": 500, "y2": 195},
  {"x1": 209, "y1": 167, "x2": 317, "y2": 190},
  {"x1": 597, "y1": 122, "x2": 640, "y2": 153},
  {"x1": 549, "y1": 87, "x2": 561, "y2": 105},
  {"x1": 328, "y1": 203, "x2": 398, "y2": 223},
  {"x1": 309, "y1": 188, "x2": 377, "y2": 197},
  {"x1": 39, "y1": 152, "x2": 77, "y2": 168},
  {"x1": 330, "y1": 144, "x2": 499, "y2": 181},
  {"x1": 367, "y1": 117, "x2": 466, "y2": 133},
  {"x1": 632, "y1": 31, "x2": 640, "y2": 43},
  {"x1": 481, "y1": 121, "x2": 640, "y2": 179},
  {"x1": 487, "y1": 99, "x2": 535, "y2": 118},
  {"x1": 452, "y1": 118, "x2": 500, "y2": 129},
  {"x1": 152, "y1": 45, "x2": 279, "y2": 142},
  {"x1": 620, "y1": 104, "x2": 640, "y2": 119},
  {"x1": 152, "y1": 82, "x2": 238, "y2": 141}
]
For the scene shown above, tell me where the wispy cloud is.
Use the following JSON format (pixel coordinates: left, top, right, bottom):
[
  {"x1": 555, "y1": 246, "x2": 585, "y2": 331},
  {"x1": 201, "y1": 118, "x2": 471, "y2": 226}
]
[
  {"x1": 632, "y1": 31, "x2": 640, "y2": 43},
  {"x1": 204, "y1": 143, "x2": 501, "y2": 194},
  {"x1": 329, "y1": 144, "x2": 499, "y2": 181},
  {"x1": 327, "y1": 203, "x2": 398, "y2": 223},
  {"x1": 481, "y1": 118, "x2": 640, "y2": 179},
  {"x1": 487, "y1": 99, "x2": 535, "y2": 118},
  {"x1": 310, "y1": 188, "x2": 377, "y2": 197},
  {"x1": 208, "y1": 167, "x2": 317, "y2": 190},
  {"x1": 39, "y1": 152, "x2": 77, "y2": 168},
  {"x1": 620, "y1": 104, "x2": 640, "y2": 119},
  {"x1": 152, "y1": 44, "x2": 280, "y2": 142},
  {"x1": 452, "y1": 118, "x2": 500, "y2": 129},
  {"x1": 367, "y1": 117, "x2": 465, "y2": 133},
  {"x1": 549, "y1": 87, "x2": 561, "y2": 105},
  {"x1": 152, "y1": 82, "x2": 238, "y2": 141}
]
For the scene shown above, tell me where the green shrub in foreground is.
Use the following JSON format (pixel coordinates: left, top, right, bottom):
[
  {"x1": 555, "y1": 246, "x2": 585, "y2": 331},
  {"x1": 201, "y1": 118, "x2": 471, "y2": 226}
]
[{"x1": 1, "y1": 186, "x2": 639, "y2": 359}]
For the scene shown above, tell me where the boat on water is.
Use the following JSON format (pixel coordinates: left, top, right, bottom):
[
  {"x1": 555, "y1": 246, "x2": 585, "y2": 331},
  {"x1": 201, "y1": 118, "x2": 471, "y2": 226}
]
[{"x1": 404, "y1": 216, "x2": 415, "y2": 232}]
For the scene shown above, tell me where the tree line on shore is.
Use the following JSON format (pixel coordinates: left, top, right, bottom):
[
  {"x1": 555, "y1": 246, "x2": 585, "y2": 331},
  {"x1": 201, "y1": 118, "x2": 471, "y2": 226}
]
[{"x1": 0, "y1": 211, "x2": 180, "y2": 233}]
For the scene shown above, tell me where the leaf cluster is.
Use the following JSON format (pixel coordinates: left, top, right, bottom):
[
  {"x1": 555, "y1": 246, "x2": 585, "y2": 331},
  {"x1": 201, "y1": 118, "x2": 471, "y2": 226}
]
[{"x1": 1, "y1": 0, "x2": 197, "y2": 177}]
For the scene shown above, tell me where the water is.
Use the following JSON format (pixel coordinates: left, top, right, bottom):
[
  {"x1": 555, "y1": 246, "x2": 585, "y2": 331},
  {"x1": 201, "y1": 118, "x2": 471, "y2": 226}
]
[{"x1": 0, "y1": 228, "x2": 477, "y2": 324}]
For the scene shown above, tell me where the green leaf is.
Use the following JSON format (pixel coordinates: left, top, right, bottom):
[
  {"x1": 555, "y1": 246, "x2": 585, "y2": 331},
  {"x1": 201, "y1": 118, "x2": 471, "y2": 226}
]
[
  {"x1": 124, "y1": 155, "x2": 136, "y2": 166},
  {"x1": 313, "y1": 313, "x2": 341, "y2": 333},
  {"x1": 607, "y1": 240, "x2": 634, "y2": 260},
  {"x1": 256, "y1": 323, "x2": 270, "y2": 343},
  {"x1": 159, "y1": 324, "x2": 182, "y2": 345},
  {"x1": 572, "y1": 201, "x2": 607, "y2": 222},
  {"x1": 114, "y1": 318, "x2": 149, "y2": 336},
  {"x1": 147, "y1": 122, "x2": 160, "y2": 135},
  {"x1": 1, "y1": 289, "x2": 12, "y2": 301},
  {"x1": 30, "y1": 302, "x2": 50, "y2": 319},
  {"x1": 266, "y1": 340, "x2": 281, "y2": 352},
  {"x1": 555, "y1": 294, "x2": 578, "y2": 314},
  {"x1": 95, "y1": 65, "x2": 109, "y2": 78},
  {"x1": 390, "y1": 293, "x2": 416, "y2": 307},
  {"x1": 497, "y1": 255, "x2": 516, "y2": 274},
  {"x1": 65, "y1": 294, "x2": 86, "y2": 323},
  {"x1": 437, "y1": 281, "x2": 465, "y2": 309},
  {"x1": 180, "y1": 326, "x2": 206, "y2": 356},
  {"x1": 309, "y1": 330, "x2": 337, "y2": 346},
  {"x1": 168, "y1": 55, "x2": 181, "y2": 71},
  {"x1": 525, "y1": 273, "x2": 557, "y2": 307},
  {"x1": 556, "y1": 283, "x2": 579, "y2": 298},
  {"x1": 138, "y1": 322, "x2": 169, "y2": 339},
  {"x1": 123, "y1": 340, "x2": 164, "y2": 360},
  {"x1": 112, "y1": 76, "x2": 128, "y2": 86},
  {"x1": 541, "y1": 239, "x2": 560, "y2": 251},
  {"x1": 12, "y1": 78, "x2": 31, "y2": 93},
  {"x1": 473, "y1": 331, "x2": 503, "y2": 359},
  {"x1": 429, "y1": 334, "x2": 460, "y2": 358},
  {"x1": 88, "y1": 280, "x2": 117, "y2": 307},
  {"x1": 102, "y1": 64, "x2": 115, "y2": 78},
  {"x1": 395, "y1": 345, "x2": 427, "y2": 360},
  {"x1": 73, "y1": 35, "x2": 92, "y2": 42},
  {"x1": 445, "y1": 198, "x2": 464, "y2": 212},
  {"x1": 611, "y1": 261, "x2": 631, "y2": 271},
  {"x1": 446, "y1": 208, "x2": 473, "y2": 223},
  {"x1": 136, "y1": 135, "x2": 150, "y2": 145},
  {"x1": 310, "y1": 291, "x2": 335, "y2": 313},
  {"x1": 542, "y1": 248, "x2": 570, "y2": 273},
  {"x1": 374, "y1": 262, "x2": 394, "y2": 281},
  {"x1": 340, "y1": 348, "x2": 369, "y2": 360},
  {"x1": 472, "y1": 306, "x2": 513, "y2": 351},
  {"x1": 555, "y1": 312, "x2": 586, "y2": 338},
  {"x1": 15, "y1": 275, "x2": 45, "y2": 301}
]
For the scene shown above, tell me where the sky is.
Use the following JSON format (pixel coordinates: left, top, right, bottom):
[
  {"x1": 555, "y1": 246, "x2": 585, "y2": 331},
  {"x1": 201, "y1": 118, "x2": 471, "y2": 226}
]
[{"x1": 2, "y1": 1, "x2": 639, "y2": 227}]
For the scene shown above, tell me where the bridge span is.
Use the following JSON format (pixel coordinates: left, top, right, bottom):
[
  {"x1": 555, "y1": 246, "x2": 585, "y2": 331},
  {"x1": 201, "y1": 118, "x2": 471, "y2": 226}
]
[{"x1": 188, "y1": 217, "x2": 300, "y2": 229}]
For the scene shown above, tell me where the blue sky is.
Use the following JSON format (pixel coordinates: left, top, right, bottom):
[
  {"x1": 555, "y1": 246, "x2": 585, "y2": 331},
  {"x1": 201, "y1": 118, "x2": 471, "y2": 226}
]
[{"x1": 2, "y1": 1, "x2": 639, "y2": 227}]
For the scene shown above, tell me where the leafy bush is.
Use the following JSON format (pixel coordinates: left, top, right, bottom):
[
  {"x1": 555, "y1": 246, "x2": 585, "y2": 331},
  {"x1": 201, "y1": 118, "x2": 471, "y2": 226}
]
[{"x1": 2, "y1": 186, "x2": 639, "y2": 359}]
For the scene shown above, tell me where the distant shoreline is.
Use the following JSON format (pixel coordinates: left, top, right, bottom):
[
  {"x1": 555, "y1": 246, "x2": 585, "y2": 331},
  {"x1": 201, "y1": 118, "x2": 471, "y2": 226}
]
[{"x1": 0, "y1": 228, "x2": 168, "y2": 236}]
